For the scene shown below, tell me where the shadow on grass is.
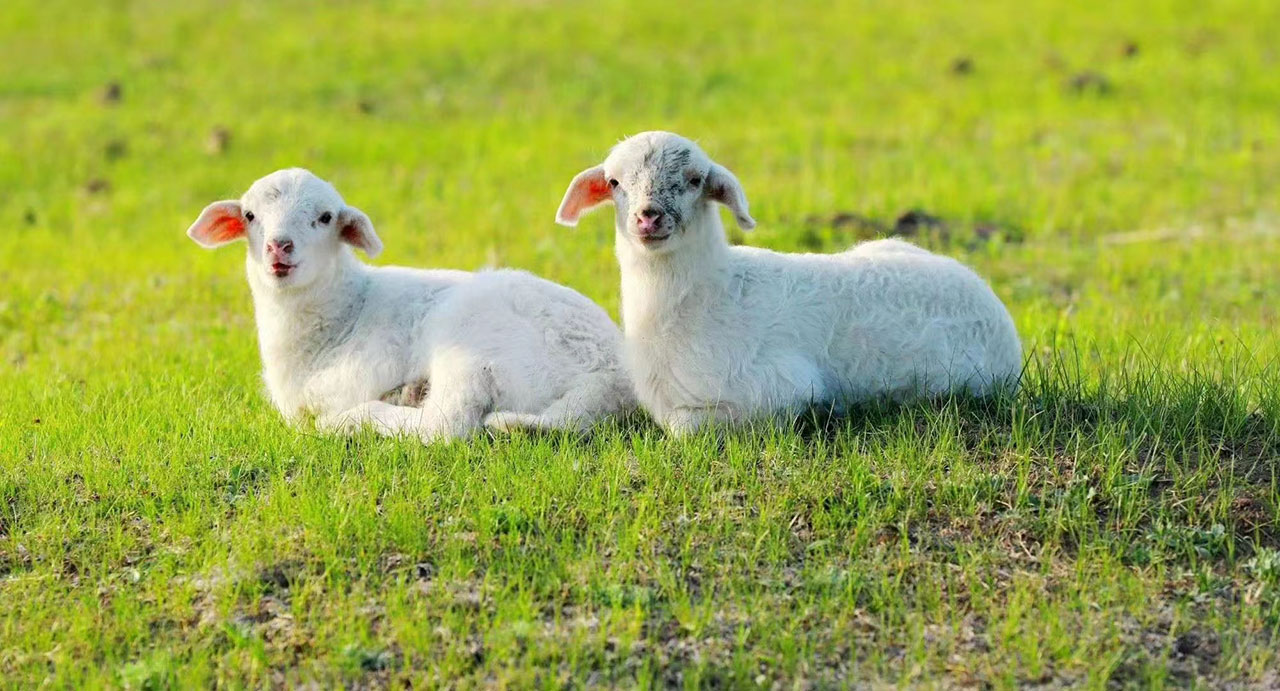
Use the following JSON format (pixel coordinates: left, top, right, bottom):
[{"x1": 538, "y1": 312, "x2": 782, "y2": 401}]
[
  {"x1": 796, "y1": 348, "x2": 1279, "y2": 470},
  {"x1": 784, "y1": 352, "x2": 1280, "y2": 558}
]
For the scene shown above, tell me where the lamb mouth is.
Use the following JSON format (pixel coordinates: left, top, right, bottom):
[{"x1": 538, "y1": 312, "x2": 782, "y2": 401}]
[
  {"x1": 270, "y1": 263, "x2": 296, "y2": 277},
  {"x1": 631, "y1": 230, "x2": 672, "y2": 245}
]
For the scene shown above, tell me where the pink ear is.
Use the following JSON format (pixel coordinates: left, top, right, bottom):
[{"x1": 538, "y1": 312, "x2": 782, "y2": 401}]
[
  {"x1": 555, "y1": 166, "x2": 613, "y2": 227},
  {"x1": 337, "y1": 206, "x2": 383, "y2": 258},
  {"x1": 706, "y1": 163, "x2": 756, "y2": 231},
  {"x1": 187, "y1": 200, "x2": 246, "y2": 248}
]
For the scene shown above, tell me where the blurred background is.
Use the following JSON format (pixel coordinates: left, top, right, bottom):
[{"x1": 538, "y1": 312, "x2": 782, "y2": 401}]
[
  {"x1": 3, "y1": 0, "x2": 1278, "y2": 354},
  {"x1": 4, "y1": 1, "x2": 1279, "y2": 372}
]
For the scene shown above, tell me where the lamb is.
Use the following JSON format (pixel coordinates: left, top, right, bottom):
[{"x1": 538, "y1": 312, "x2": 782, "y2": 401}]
[
  {"x1": 186, "y1": 168, "x2": 633, "y2": 442},
  {"x1": 555, "y1": 131, "x2": 1021, "y2": 434}
]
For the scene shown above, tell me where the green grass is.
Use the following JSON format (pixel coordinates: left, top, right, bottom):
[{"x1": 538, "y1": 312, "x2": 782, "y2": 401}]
[{"x1": 2, "y1": 0, "x2": 1279, "y2": 686}]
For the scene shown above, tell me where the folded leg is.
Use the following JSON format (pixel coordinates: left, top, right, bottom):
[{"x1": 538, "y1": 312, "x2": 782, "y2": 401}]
[
  {"x1": 484, "y1": 370, "x2": 631, "y2": 434},
  {"x1": 320, "y1": 348, "x2": 494, "y2": 443}
]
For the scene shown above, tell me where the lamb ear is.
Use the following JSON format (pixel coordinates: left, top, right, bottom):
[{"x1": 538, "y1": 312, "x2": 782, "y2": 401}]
[
  {"x1": 338, "y1": 206, "x2": 383, "y2": 258},
  {"x1": 187, "y1": 200, "x2": 246, "y2": 248},
  {"x1": 706, "y1": 163, "x2": 756, "y2": 230},
  {"x1": 555, "y1": 165, "x2": 613, "y2": 227}
]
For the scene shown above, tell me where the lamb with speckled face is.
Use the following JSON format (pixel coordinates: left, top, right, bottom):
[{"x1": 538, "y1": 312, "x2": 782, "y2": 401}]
[
  {"x1": 556, "y1": 131, "x2": 1022, "y2": 434},
  {"x1": 187, "y1": 168, "x2": 634, "y2": 442}
]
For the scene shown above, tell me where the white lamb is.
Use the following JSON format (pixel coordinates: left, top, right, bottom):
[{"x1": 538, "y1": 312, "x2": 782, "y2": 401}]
[
  {"x1": 186, "y1": 168, "x2": 633, "y2": 441},
  {"x1": 555, "y1": 131, "x2": 1021, "y2": 434}
]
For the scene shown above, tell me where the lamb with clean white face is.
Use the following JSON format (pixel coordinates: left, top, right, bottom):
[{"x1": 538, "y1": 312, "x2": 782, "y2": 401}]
[
  {"x1": 556, "y1": 131, "x2": 1022, "y2": 434},
  {"x1": 186, "y1": 168, "x2": 633, "y2": 441}
]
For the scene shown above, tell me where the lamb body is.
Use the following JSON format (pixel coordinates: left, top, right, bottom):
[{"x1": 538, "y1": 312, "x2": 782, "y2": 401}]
[
  {"x1": 188, "y1": 168, "x2": 632, "y2": 441},
  {"x1": 557, "y1": 132, "x2": 1020, "y2": 434}
]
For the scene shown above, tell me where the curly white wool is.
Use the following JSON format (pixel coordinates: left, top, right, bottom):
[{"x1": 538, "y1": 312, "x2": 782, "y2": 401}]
[
  {"x1": 557, "y1": 132, "x2": 1021, "y2": 434},
  {"x1": 187, "y1": 168, "x2": 633, "y2": 442}
]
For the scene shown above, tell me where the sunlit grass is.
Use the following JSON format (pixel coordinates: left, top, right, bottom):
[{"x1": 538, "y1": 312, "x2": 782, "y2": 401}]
[{"x1": 1, "y1": 0, "x2": 1278, "y2": 686}]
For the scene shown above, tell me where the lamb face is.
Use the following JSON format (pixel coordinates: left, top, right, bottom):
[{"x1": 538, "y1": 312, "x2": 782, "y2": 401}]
[
  {"x1": 556, "y1": 131, "x2": 755, "y2": 255},
  {"x1": 186, "y1": 168, "x2": 382, "y2": 291}
]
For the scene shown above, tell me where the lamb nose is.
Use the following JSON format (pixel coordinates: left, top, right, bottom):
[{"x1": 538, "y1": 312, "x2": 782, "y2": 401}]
[
  {"x1": 638, "y1": 208, "x2": 663, "y2": 222},
  {"x1": 267, "y1": 239, "x2": 294, "y2": 255}
]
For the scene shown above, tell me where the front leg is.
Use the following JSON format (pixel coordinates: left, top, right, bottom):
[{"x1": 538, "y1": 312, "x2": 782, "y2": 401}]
[
  {"x1": 660, "y1": 365, "x2": 823, "y2": 436},
  {"x1": 318, "y1": 349, "x2": 495, "y2": 444}
]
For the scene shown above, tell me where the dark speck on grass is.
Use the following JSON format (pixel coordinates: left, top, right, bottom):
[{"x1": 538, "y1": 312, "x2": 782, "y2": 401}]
[
  {"x1": 1067, "y1": 70, "x2": 1113, "y2": 95},
  {"x1": 950, "y1": 56, "x2": 974, "y2": 75},
  {"x1": 798, "y1": 226, "x2": 824, "y2": 250},
  {"x1": 98, "y1": 81, "x2": 122, "y2": 104},
  {"x1": 104, "y1": 139, "x2": 127, "y2": 161},
  {"x1": 205, "y1": 126, "x2": 231, "y2": 155},
  {"x1": 794, "y1": 210, "x2": 1020, "y2": 249},
  {"x1": 829, "y1": 212, "x2": 885, "y2": 234},
  {"x1": 893, "y1": 208, "x2": 945, "y2": 236},
  {"x1": 974, "y1": 223, "x2": 999, "y2": 241},
  {"x1": 83, "y1": 178, "x2": 111, "y2": 195},
  {"x1": 379, "y1": 551, "x2": 436, "y2": 581},
  {"x1": 1175, "y1": 632, "x2": 1205, "y2": 657},
  {"x1": 360, "y1": 649, "x2": 395, "y2": 672},
  {"x1": 467, "y1": 637, "x2": 485, "y2": 666},
  {"x1": 357, "y1": 98, "x2": 376, "y2": 114},
  {"x1": 256, "y1": 561, "x2": 302, "y2": 592},
  {"x1": 1122, "y1": 40, "x2": 1140, "y2": 58},
  {"x1": 23, "y1": 209, "x2": 36, "y2": 225}
]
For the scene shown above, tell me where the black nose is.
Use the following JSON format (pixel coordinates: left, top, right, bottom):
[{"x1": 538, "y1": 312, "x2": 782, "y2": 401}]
[{"x1": 638, "y1": 207, "x2": 663, "y2": 221}]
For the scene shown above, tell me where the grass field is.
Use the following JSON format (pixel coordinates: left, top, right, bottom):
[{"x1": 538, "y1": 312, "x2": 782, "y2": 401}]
[{"x1": 3, "y1": 0, "x2": 1280, "y2": 686}]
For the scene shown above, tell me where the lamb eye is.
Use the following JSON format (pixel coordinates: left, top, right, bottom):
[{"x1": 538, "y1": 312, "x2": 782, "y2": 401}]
[
  {"x1": 244, "y1": 211, "x2": 255, "y2": 222},
  {"x1": 319, "y1": 212, "x2": 333, "y2": 224},
  {"x1": 608, "y1": 178, "x2": 619, "y2": 188},
  {"x1": 688, "y1": 176, "x2": 702, "y2": 188}
]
